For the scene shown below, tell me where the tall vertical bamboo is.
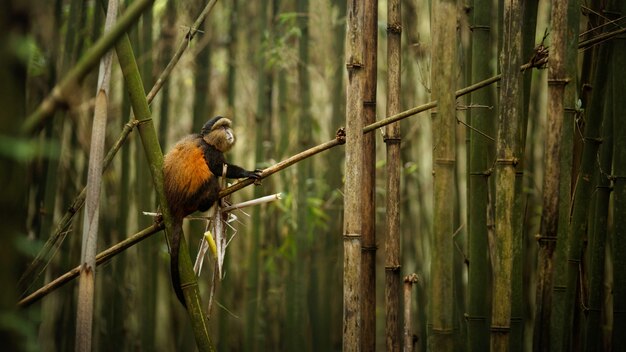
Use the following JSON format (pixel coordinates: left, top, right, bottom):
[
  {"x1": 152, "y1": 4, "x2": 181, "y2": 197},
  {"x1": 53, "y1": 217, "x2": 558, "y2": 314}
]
[
  {"x1": 75, "y1": 2, "x2": 115, "y2": 350},
  {"x1": 467, "y1": 0, "x2": 495, "y2": 349},
  {"x1": 384, "y1": 0, "x2": 400, "y2": 351},
  {"x1": 246, "y1": 1, "x2": 270, "y2": 350},
  {"x1": 343, "y1": 0, "x2": 365, "y2": 349},
  {"x1": 385, "y1": 0, "x2": 401, "y2": 351},
  {"x1": 511, "y1": 1, "x2": 538, "y2": 348},
  {"x1": 583, "y1": 78, "x2": 613, "y2": 352},
  {"x1": 561, "y1": 16, "x2": 613, "y2": 352},
  {"x1": 291, "y1": 0, "x2": 312, "y2": 349},
  {"x1": 323, "y1": 2, "x2": 347, "y2": 348},
  {"x1": 429, "y1": 0, "x2": 457, "y2": 350},
  {"x1": 361, "y1": 0, "x2": 377, "y2": 349},
  {"x1": 139, "y1": 6, "x2": 157, "y2": 351},
  {"x1": 549, "y1": 0, "x2": 581, "y2": 349},
  {"x1": 157, "y1": 0, "x2": 176, "y2": 150},
  {"x1": 112, "y1": 17, "x2": 213, "y2": 351},
  {"x1": 491, "y1": 0, "x2": 522, "y2": 350},
  {"x1": 611, "y1": 2, "x2": 626, "y2": 348},
  {"x1": 532, "y1": 0, "x2": 568, "y2": 350}
]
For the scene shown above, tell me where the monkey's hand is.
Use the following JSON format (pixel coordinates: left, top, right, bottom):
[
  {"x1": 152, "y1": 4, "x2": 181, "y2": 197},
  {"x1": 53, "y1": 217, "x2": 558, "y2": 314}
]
[{"x1": 246, "y1": 169, "x2": 263, "y2": 179}]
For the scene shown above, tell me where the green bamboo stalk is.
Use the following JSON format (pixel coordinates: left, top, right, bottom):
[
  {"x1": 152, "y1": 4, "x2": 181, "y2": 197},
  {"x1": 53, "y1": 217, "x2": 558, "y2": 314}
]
[
  {"x1": 549, "y1": 0, "x2": 582, "y2": 349},
  {"x1": 157, "y1": 0, "x2": 176, "y2": 150},
  {"x1": 511, "y1": 1, "x2": 538, "y2": 349},
  {"x1": 361, "y1": 0, "x2": 377, "y2": 350},
  {"x1": 289, "y1": 0, "x2": 313, "y2": 349},
  {"x1": 343, "y1": 0, "x2": 365, "y2": 349},
  {"x1": 583, "y1": 76, "x2": 613, "y2": 352},
  {"x1": 384, "y1": 0, "x2": 400, "y2": 350},
  {"x1": 532, "y1": 0, "x2": 568, "y2": 350},
  {"x1": 246, "y1": 1, "x2": 270, "y2": 350},
  {"x1": 112, "y1": 17, "x2": 213, "y2": 352},
  {"x1": 22, "y1": 0, "x2": 155, "y2": 133},
  {"x1": 138, "y1": 6, "x2": 157, "y2": 351},
  {"x1": 561, "y1": 22, "x2": 613, "y2": 352},
  {"x1": 491, "y1": 0, "x2": 523, "y2": 350},
  {"x1": 429, "y1": 0, "x2": 457, "y2": 350},
  {"x1": 611, "y1": 2, "x2": 626, "y2": 348},
  {"x1": 466, "y1": 0, "x2": 495, "y2": 349}
]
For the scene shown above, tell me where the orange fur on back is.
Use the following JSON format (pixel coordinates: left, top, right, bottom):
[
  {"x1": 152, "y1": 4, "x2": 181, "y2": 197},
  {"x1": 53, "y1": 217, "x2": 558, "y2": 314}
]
[{"x1": 163, "y1": 136, "x2": 213, "y2": 214}]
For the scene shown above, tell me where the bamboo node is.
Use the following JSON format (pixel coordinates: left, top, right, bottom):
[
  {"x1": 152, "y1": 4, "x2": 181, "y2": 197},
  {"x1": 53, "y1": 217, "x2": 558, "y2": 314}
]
[
  {"x1": 470, "y1": 25, "x2": 490, "y2": 32},
  {"x1": 495, "y1": 158, "x2": 518, "y2": 166},
  {"x1": 534, "y1": 234, "x2": 557, "y2": 243},
  {"x1": 383, "y1": 137, "x2": 401, "y2": 144},
  {"x1": 361, "y1": 245, "x2": 378, "y2": 252},
  {"x1": 465, "y1": 314, "x2": 487, "y2": 322},
  {"x1": 363, "y1": 100, "x2": 376, "y2": 107},
  {"x1": 385, "y1": 265, "x2": 401, "y2": 272},
  {"x1": 434, "y1": 158, "x2": 456, "y2": 165},
  {"x1": 547, "y1": 78, "x2": 570, "y2": 86},
  {"x1": 490, "y1": 325, "x2": 510, "y2": 333}
]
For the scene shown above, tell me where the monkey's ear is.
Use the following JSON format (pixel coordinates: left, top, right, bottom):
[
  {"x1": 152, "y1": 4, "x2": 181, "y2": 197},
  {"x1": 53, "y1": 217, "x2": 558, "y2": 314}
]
[{"x1": 201, "y1": 116, "x2": 224, "y2": 135}]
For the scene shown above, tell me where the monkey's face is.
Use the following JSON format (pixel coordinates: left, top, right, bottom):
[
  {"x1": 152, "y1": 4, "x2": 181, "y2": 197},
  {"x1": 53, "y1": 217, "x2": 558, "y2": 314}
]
[{"x1": 204, "y1": 118, "x2": 236, "y2": 152}]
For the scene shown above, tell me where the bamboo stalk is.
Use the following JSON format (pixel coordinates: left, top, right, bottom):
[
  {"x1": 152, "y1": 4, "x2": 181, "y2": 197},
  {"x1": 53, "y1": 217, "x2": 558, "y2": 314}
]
[
  {"x1": 532, "y1": 0, "x2": 568, "y2": 350},
  {"x1": 549, "y1": 0, "x2": 582, "y2": 350},
  {"x1": 429, "y1": 0, "x2": 457, "y2": 350},
  {"x1": 385, "y1": 0, "x2": 401, "y2": 350},
  {"x1": 74, "y1": 3, "x2": 116, "y2": 349},
  {"x1": 583, "y1": 80, "x2": 613, "y2": 352},
  {"x1": 342, "y1": 0, "x2": 365, "y2": 349},
  {"x1": 112, "y1": 17, "x2": 213, "y2": 351},
  {"x1": 610, "y1": 2, "x2": 626, "y2": 349},
  {"x1": 466, "y1": 0, "x2": 496, "y2": 349},
  {"x1": 403, "y1": 274, "x2": 419, "y2": 352},
  {"x1": 491, "y1": 0, "x2": 523, "y2": 350},
  {"x1": 361, "y1": 0, "x2": 377, "y2": 349}
]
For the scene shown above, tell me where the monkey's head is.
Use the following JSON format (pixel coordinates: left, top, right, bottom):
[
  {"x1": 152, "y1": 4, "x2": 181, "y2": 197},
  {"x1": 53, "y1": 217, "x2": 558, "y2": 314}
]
[{"x1": 201, "y1": 116, "x2": 236, "y2": 152}]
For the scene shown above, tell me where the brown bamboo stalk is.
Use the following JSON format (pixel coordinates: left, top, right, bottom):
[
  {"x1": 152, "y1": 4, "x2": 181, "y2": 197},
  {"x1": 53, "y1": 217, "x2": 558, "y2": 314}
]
[
  {"x1": 343, "y1": 0, "x2": 365, "y2": 348},
  {"x1": 75, "y1": 2, "x2": 116, "y2": 348},
  {"x1": 532, "y1": 0, "x2": 568, "y2": 349},
  {"x1": 385, "y1": 0, "x2": 402, "y2": 350},
  {"x1": 404, "y1": 274, "x2": 419, "y2": 352},
  {"x1": 361, "y1": 0, "x2": 377, "y2": 349}
]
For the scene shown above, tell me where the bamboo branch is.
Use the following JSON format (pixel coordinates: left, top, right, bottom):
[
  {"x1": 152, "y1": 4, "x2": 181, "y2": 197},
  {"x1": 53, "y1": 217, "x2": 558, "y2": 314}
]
[
  {"x1": 18, "y1": 221, "x2": 164, "y2": 308},
  {"x1": 146, "y1": 0, "x2": 218, "y2": 104}
]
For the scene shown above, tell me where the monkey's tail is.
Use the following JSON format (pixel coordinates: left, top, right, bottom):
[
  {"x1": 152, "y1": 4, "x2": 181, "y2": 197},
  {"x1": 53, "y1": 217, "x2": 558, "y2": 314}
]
[{"x1": 170, "y1": 218, "x2": 187, "y2": 307}]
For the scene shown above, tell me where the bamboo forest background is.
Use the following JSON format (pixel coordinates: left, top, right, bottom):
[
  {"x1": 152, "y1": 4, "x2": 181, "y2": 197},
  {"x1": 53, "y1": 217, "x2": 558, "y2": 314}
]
[{"x1": 1, "y1": 0, "x2": 625, "y2": 351}]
